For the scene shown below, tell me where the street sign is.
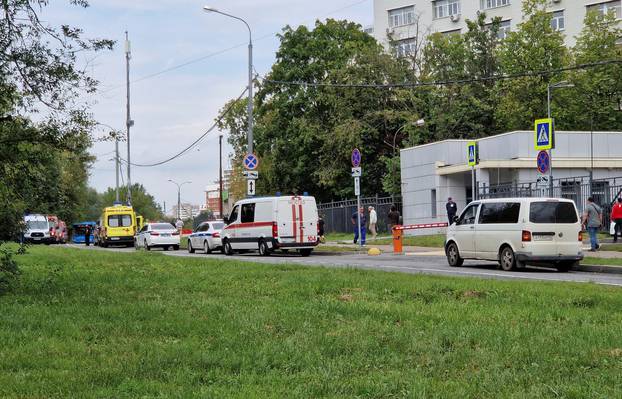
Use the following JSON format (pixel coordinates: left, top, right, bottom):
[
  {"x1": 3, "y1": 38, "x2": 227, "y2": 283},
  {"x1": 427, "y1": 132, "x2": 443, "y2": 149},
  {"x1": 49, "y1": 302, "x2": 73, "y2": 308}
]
[
  {"x1": 536, "y1": 150, "x2": 550, "y2": 174},
  {"x1": 534, "y1": 118, "x2": 554, "y2": 150},
  {"x1": 351, "y1": 167, "x2": 362, "y2": 177},
  {"x1": 467, "y1": 141, "x2": 478, "y2": 166},
  {"x1": 243, "y1": 153, "x2": 259, "y2": 170},
  {"x1": 536, "y1": 174, "x2": 549, "y2": 188},
  {"x1": 351, "y1": 148, "x2": 361, "y2": 167},
  {"x1": 354, "y1": 176, "x2": 360, "y2": 196},
  {"x1": 243, "y1": 170, "x2": 259, "y2": 179},
  {"x1": 247, "y1": 179, "x2": 256, "y2": 196}
]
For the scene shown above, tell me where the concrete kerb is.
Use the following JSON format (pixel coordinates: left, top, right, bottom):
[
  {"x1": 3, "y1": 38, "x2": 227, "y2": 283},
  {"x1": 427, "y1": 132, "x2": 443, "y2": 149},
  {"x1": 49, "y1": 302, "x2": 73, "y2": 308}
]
[{"x1": 573, "y1": 264, "x2": 622, "y2": 274}]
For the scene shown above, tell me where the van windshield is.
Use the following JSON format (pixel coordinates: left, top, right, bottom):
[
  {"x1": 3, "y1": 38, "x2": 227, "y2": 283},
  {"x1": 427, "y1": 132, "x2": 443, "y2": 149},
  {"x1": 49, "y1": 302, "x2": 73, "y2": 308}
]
[
  {"x1": 108, "y1": 214, "x2": 133, "y2": 227},
  {"x1": 529, "y1": 202, "x2": 578, "y2": 224},
  {"x1": 27, "y1": 221, "x2": 48, "y2": 230}
]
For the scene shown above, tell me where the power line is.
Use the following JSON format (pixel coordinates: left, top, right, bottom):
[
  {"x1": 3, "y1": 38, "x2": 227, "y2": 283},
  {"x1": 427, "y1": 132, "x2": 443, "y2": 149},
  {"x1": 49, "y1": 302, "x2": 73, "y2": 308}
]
[
  {"x1": 261, "y1": 59, "x2": 622, "y2": 89},
  {"x1": 119, "y1": 87, "x2": 247, "y2": 167},
  {"x1": 98, "y1": 0, "x2": 371, "y2": 95}
]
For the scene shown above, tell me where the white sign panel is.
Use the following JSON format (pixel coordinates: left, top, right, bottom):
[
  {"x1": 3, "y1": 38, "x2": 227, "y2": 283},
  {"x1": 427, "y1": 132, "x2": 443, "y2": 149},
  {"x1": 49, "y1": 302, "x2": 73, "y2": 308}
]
[
  {"x1": 354, "y1": 176, "x2": 360, "y2": 196},
  {"x1": 243, "y1": 171, "x2": 259, "y2": 179},
  {"x1": 351, "y1": 167, "x2": 362, "y2": 177},
  {"x1": 247, "y1": 179, "x2": 256, "y2": 196}
]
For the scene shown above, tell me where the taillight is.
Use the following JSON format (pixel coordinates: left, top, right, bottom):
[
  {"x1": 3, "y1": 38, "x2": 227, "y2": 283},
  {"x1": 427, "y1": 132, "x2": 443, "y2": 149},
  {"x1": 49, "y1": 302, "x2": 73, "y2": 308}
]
[
  {"x1": 212, "y1": 232, "x2": 220, "y2": 238},
  {"x1": 578, "y1": 231, "x2": 583, "y2": 242},
  {"x1": 522, "y1": 230, "x2": 532, "y2": 242},
  {"x1": 172, "y1": 231, "x2": 180, "y2": 236},
  {"x1": 272, "y1": 222, "x2": 278, "y2": 238},
  {"x1": 150, "y1": 232, "x2": 160, "y2": 236}
]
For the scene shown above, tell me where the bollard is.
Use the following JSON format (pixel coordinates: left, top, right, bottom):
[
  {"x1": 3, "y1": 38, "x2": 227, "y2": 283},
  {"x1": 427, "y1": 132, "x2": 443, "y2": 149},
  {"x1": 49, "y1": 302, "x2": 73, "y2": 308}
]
[{"x1": 392, "y1": 225, "x2": 403, "y2": 254}]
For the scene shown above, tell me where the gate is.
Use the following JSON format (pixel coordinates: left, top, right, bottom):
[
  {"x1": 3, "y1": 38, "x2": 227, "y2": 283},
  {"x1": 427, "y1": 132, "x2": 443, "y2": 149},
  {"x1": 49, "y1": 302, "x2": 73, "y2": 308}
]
[{"x1": 317, "y1": 196, "x2": 402, "y2": 234}]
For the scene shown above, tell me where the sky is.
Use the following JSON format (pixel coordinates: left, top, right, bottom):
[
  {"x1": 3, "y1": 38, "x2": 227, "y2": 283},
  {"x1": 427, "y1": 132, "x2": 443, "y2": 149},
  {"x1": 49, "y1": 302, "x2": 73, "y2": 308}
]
[{"x1": 40, "y1": 0, "x2": 373, "y2": 215}]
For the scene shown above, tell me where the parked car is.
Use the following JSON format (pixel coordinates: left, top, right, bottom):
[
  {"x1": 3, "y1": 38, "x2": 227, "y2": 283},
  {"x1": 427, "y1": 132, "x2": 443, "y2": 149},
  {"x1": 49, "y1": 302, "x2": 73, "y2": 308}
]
[
  {"x1": 135, "y1": 222, "x2": 180, "y2": 251},
  {"x1": 23, "y1": 214, "x2": 54, "y2": 244},
  {"x1": 445, "y1": 198, "x2": 583, "y2": 272},
  {"x1": 221, "y1": 195, "x2": 319, "y2": 256},
  {"x1": 188, "y1": 220, "x2": 224, "y2": 254}
]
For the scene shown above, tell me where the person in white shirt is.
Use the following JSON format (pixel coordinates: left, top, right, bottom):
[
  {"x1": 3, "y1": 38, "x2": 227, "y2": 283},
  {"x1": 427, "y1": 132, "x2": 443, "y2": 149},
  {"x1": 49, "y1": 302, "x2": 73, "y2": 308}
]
[{"x1": 368, "y1": 206, "x2": 378, "y2": 240}]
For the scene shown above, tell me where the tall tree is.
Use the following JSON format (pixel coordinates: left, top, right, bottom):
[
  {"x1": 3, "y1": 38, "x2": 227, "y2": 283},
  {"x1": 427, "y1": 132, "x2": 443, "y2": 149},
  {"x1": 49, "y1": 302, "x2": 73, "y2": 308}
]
[{"x1": 100, "y1": 184, "x2": 164, "y2": 222}]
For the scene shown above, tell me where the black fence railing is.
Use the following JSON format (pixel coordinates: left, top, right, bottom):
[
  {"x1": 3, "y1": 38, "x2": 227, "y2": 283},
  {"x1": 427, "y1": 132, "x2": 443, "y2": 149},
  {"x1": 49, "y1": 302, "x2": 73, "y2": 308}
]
[{"x1": 318, "y1": 196, "x2": 402, "y2": 234}]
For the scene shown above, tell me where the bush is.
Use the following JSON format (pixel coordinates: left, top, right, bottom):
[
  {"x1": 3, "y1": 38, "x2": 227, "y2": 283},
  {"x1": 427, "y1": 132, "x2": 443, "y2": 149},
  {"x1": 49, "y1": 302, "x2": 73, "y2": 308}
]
[{"x1": 0, "y1": 243, "x2": 22, "y2": 293}]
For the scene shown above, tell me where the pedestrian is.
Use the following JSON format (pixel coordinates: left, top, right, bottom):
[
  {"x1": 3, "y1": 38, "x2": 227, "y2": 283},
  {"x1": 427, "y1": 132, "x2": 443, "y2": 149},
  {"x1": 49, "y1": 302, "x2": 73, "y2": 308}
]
[
  {"x1": 446, "y1": 197, "x2": 458, "y2": 224},
  {"x1": 84, "y1": 225, "x2": 91, "y2": 247},
  {"x1": 175, "y1": 219, "x2": 183, "y2": 231},
  {"x1": 351, "y1": 206, "x2": 367, "y2": 245},
  {"x1": 582, "y1": 197, "x2": 602, "y2": 252},
  {"x1": 388, "y1": 205, "x2": 401, "y2": 232},
  {"x1": 611, "y1": 197, "x2": 622, "y2": 243},
  {"x1": 368, "y1": 206, "x2": 377, "y2": 240},
  {"x1": 318, "y1": 215, "x2": 325, "y2": 243}
]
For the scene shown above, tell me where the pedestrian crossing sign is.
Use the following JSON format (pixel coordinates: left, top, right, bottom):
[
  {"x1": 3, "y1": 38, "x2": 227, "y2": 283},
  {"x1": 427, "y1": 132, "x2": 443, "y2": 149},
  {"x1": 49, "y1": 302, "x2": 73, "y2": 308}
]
[
  {"x1": 467, "y1": 141, "x2": 478, "y2": 166},
  {"x1": 534, "y1": 118, "x2": 554, "y2": 150}
]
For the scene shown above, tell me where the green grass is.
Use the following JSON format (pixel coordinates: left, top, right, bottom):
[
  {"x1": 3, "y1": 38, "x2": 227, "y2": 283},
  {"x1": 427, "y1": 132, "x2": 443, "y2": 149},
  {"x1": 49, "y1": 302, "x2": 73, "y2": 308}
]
[
  {"x1": 599, "y1": 244, "x2": 622, "y2": 253},
  {"x1": 324, "y1": 232, "x2": 391, "y2": 242},
  {"x1": 582, "y1": 257, "x2": 622, "y2": 267},
  {"x1": 2, "y1": 246, "x2": 622, "y2": 397},
  {"x1": 374, "y1": 234, "x2": 446, "y2": 248}
]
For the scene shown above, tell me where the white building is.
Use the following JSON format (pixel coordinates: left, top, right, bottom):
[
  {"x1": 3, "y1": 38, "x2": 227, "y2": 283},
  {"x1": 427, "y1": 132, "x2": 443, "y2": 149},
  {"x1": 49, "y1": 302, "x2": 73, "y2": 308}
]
[
  {"x1": 373, "y1": 0, "x2": 621, "y2": 52},
  {"x1": 400, "y1": 130, "x2": 622, "y2": 234}
]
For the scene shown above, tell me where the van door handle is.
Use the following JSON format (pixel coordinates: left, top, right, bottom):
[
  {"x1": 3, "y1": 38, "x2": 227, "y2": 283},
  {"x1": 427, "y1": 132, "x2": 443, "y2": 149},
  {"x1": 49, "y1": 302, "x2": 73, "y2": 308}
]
[{"x1": 469, "y1": 226, "x2": 474, "y2": 229}]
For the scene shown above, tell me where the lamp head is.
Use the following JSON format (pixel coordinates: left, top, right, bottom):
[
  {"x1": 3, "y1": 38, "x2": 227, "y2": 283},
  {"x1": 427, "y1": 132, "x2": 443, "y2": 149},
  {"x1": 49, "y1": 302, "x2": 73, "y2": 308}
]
[{"x1": 203, "y1": 6, "x2": 218, "y2": 12}]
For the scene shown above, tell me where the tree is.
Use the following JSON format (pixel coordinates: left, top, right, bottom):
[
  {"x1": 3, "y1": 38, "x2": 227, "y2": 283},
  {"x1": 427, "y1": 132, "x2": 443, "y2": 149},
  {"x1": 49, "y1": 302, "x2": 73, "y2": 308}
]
[{"x1": 100, "y1": 184, "x2": 164, "y2": 222}]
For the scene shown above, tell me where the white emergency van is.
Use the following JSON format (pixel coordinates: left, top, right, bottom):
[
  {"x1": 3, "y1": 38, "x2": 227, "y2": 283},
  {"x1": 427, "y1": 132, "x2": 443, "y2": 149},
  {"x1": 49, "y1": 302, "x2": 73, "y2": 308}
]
[
  {"x1": 23, "y1": 214, "x2": 53, "y2": 244},
  {"x1": 445, "y1": 198, "x2": 583, "y2": 272},
  {"x1": 222, "y1": 195, "x2": 319, "y2": 256}
]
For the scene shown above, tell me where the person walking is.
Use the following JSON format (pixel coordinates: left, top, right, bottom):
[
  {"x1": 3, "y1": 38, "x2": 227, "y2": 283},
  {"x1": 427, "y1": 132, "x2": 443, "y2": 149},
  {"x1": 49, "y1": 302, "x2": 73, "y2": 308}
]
[
  {"x1": 368, "y1": 206, "x2": 377, "y2": 240},
  {"x1": 351, "y1": 206, "x2": 367, "y2": 245},
  {"x1": 446, "y1": 197, "x2": 458, "y2": 224},
  {"x1": 582, "y1": 197, "x2": 603, "y2": 252},
  {"x1": 318, "y1": 215, "x2": 325, "y2": 243},
  {"x1": 611, "y1": 197, "x2": 622, "y2": 243},
  {"x1": 388, "y1": 205, "x2": 401, "y2": 232},
  {"x1": 84, "y1": 225, "x2": 91, "y2": 247}
]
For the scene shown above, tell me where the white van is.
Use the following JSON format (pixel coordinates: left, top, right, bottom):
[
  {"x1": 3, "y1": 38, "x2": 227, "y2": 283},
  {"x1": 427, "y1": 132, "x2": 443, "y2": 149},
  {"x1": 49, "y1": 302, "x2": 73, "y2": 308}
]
[
  {"x1": 445, "y1": 198, "x2": 583, "y2": 272},
  {"x1": 23, "y1": 214, "x2": 53, "y2": 244},
  {"x1": 222, "y1": 195, "x2": 319, "y2": 256}
]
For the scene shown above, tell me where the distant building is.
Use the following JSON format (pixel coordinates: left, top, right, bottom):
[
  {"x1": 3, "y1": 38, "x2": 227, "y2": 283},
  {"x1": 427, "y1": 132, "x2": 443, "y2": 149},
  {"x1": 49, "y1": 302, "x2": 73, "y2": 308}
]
[
  {"x1": 205, "y1": 184, "x2": 222, "y2": 218},
  {"x1": 400, "y1": 130, "x2": 622, "y2": 234},
  {"x1": 170, "y1": 203, "x2": 200, "y2": 220},
  {"x1": 372, "y1": 0, "x2": 621, "y2": 54}
]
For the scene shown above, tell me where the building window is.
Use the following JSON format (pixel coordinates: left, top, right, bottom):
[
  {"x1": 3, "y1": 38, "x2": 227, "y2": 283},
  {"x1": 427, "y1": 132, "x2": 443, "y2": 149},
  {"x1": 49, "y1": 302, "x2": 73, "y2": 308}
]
[
  {"x1": 480, "y1": 0, "x2": 510, "y2": 10},
  {"x1": 394, "y1": 38, "x2": 417, "y2": 57},
  {"x1": 486, "y1": 20, "x2": 511, "y2": 39},
  {"x1": 586, "y1": 1, "x2": 622, "y2": 19},
  {"x1": 551, "y1": 10, "x2": 565, "y2": 31},
  {"x1": 433, "y1": 0, "x2": 460, "y2": 20},
  {"x1": 431, "y1": 189, "x2": 437, "y2": 217},
  {"x1": 388, "y1": 5, "x2": 416, "y2": 28},
  {"x1": 442, "y1": 28, "x2": 462, "y2": 36}
]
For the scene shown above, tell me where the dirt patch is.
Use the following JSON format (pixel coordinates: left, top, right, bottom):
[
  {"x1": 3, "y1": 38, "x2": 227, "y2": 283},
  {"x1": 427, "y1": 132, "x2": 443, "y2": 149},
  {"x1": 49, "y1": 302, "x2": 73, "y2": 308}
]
[
  {"x1": 462, "y1": 290, "x2": 486, "y2": 299},
  {"x1": 338, "y1": 294, "x2": 353, "y2": 302}
]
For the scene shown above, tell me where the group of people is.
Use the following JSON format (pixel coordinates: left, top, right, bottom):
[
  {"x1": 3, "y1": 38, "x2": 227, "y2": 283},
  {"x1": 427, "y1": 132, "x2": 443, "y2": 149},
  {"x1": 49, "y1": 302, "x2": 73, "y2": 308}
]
[
  {"x1": 350, "y1": 205, "x2": 401, "y2": 245},
  {"x1": 586, "y1": 196, "x2": 622, "y2": 252}
]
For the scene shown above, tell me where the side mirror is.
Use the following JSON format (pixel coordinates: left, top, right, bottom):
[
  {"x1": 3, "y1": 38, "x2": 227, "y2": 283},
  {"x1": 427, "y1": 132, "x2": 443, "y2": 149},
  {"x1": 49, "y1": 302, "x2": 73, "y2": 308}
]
[
  {"x1": 223, "y1": 214, "x2": 229, "y2": 224},
  {"x1": 452, "y1": 215, "x2": 459, "y2": 224}
]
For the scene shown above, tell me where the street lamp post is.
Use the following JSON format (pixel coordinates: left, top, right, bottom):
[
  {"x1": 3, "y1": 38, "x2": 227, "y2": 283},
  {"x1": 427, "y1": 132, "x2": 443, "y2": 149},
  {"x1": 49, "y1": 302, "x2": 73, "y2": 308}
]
[
  {"x1": 168, "y1": 179, "x2": 192, "y2": 220},
  {"x1": 219, "y1": 133, "x2": 223, "y2": 218},
  {"x1": 547, "y1": 81, "x2": 574, "y2": 196},
  {"x1": 203, "y1": 6, "x2": 253, "y2": 155},
  {"x1": 97, "y1": 123, "x2": 123, "y2": 203}
]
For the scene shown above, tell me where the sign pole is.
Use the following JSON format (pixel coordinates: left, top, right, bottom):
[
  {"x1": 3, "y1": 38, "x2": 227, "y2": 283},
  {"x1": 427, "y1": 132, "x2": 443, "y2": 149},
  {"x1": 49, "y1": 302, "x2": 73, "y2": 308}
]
[
  {"x1": 467, "y1": 141, "x2": 478, "y2": 202},
  {"x1": 357, "y1": 194, "x2": 362, "y2": 249},
  {"x1": 351, "y1": 148, "x2": 362, "y2": 249},
  {"x1": 471, "y1": 166, "x2": 475, "y2": 202}
]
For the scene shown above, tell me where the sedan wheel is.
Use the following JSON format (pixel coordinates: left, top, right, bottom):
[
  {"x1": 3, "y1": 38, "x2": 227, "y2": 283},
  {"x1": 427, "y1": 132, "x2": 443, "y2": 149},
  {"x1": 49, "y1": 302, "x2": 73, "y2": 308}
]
[
  {"x1": 204, "y1": 241, "x2": 211, "y2": 254},
  {"x1": 145, "y1": 239, "x2": 150, "y2": 251},
  {"x1": 188, "y1": 240, "x2": 195, "y2": 253}
]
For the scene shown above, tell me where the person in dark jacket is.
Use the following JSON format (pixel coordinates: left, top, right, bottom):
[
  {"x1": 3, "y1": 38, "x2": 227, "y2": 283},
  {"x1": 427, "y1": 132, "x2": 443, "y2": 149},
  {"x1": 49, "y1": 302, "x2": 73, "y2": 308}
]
[
  {"x1": 388, "y1": 205, "x2": 401, "y2": 232},
  {"x1": 318, "y1": 215, "x2": 325, "y2": 243},
  {"x1": 84, "y1": 225, "x2": 91, "y2": 246},
  {"x1": 351, "y1": 207, "x2": 366, "y2": 245},
  {"x1": 446, "y1": 197, "x2": 458, "y2": 224}
]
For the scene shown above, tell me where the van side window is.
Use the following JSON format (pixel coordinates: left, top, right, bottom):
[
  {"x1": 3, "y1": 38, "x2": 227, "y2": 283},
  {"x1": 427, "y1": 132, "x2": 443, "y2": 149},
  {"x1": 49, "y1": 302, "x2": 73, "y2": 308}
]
[
  {"x1": 241, "y1": 203, "x2": 255, "y2": 223},
  {"x1": 530, "y1": 202, "x2": 578, "y2": 223},
  {"x1": 229, "y1": 206, "x2": 239, "y2": 224},
  {"x1": 457, "y1": 204, "x2": 478, "y2": 225},
  {"x1": 478, "y1": 203, "x2": 520, "y2": 224}
]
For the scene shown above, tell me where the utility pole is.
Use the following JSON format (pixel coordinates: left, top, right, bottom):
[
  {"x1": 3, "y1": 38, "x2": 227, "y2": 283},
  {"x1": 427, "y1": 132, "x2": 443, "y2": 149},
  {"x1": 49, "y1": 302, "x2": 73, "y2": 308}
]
[
  {"x1": 115, "y1": 136, "x2": 120, "y2": 203},
  {"x1": 125, "y1": 31, "x2": 133, "y2": 205},
  {"x1": 219, "y1": 134, "x2": 224, "y2": 218}
]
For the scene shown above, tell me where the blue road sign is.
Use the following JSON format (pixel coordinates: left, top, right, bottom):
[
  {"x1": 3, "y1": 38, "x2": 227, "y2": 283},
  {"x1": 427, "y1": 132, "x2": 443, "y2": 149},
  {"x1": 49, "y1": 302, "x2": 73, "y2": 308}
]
[
  {"x1": 351, "y1": 148, "x2": 361, "y2": 167},
  {"x1": 467, "y1": 141, "x2": 478, "y2": 166},
  {"x1": 534, "y1": 118, "x2": 553, "y2": 150},
  {"x1": 537, "y1": 150, "x2": 550, "y2": 174},
  {"x1": 243, "y1": 153, "x2": 259, "y2": 170}
]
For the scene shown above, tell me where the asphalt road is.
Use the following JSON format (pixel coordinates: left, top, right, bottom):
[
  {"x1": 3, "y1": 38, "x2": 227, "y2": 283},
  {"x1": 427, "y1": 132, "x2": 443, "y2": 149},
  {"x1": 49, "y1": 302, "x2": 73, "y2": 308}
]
[{"x1": 66, "y1": 244, "x2": 622, "y2": 287}]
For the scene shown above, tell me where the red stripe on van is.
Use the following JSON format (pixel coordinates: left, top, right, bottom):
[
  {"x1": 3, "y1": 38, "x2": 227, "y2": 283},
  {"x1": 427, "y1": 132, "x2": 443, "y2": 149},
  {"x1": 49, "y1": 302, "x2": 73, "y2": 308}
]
[
  {"x1": 291, "y1": 203, "x2": 297, "y2": 241},
  {"x1": 298, "y1": 203, "x2": 304, "y2": 243},
  {"x1": 224, "y1": 222, "x2": 274, "y2": 230}
]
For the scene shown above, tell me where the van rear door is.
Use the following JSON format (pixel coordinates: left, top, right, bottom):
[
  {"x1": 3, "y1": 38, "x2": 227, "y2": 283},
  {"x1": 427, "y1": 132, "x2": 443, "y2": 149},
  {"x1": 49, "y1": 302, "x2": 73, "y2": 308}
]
[
  {"x1": 528, "y1": 200, "x2": 581, "y2": 256},
  {"x1": 277, "y1": 196, "x2": 318, "y2": 245}
]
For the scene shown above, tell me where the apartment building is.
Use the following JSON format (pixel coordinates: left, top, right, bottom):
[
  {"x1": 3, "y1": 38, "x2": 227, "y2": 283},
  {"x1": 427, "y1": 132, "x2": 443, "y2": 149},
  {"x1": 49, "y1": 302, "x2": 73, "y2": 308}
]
[{"x1": 373, "y1": 0, "x2": 621, "y2": 53}]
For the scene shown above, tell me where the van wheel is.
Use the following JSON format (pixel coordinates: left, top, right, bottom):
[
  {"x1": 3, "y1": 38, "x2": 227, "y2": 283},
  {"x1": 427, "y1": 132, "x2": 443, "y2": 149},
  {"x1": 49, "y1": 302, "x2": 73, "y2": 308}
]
[
  {"x1": 223, "y1": 240, "x2": 234, "y2": 256},
  {"x1": 446, "y1": 242, "x2": 463, "y2": 267},
  {"x1": 258, "y1": 240, "x2": 271, "y2": 256},
  {"x1": 188, "y1": 241, "x2": 195, "y2": 253},
  {"x1": 173, "y1": 245, "x2": 179, "y2": 251},
  {"x1": 204, "y1": 241, "x2": 211, "y2": 254},
  {"x1": 499, "y1": 246, "x2": 518, "y2": 271},
  {"x1": 299, "y1": 249, "x2": 312, "y2": 257}
]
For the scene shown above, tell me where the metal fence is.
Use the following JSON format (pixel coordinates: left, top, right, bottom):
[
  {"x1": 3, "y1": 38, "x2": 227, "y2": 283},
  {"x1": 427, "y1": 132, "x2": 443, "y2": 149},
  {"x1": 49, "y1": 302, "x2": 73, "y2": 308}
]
[
  {"x1": 318, "y1": 196, "x2": 402, "y2": 234},
  {"x1": 479, "y1": 175, "x2": 622, "y2": 230}
]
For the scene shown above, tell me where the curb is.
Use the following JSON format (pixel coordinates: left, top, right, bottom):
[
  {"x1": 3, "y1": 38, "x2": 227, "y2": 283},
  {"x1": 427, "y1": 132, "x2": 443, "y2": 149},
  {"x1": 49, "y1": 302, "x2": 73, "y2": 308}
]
[{"x1": 574, "y1": 264, "x2": 622, "y2": 274}]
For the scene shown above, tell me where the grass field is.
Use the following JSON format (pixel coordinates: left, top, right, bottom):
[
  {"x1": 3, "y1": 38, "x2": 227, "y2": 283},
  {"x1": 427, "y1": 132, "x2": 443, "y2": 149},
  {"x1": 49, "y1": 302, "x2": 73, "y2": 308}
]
[
  {"x1": 1, "y1": 246, "x2": 622, "y2": 398},
  {"x1": 326, "y1": 232, "x2": 445, "y2": 248}
]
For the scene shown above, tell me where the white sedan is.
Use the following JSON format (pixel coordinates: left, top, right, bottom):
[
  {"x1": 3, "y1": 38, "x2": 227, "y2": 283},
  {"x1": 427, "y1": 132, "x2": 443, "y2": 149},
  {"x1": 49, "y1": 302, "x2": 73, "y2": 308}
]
[
  {"x1": 135, "y1": 222, "x2": 180, "y2": 251},
  {"x1": 188, "y1": 221, "x2": 224, "y2": 254}
]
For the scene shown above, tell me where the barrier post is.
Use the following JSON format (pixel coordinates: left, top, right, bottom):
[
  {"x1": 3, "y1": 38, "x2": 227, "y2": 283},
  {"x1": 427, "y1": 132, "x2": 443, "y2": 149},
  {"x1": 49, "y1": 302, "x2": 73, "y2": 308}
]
[{"x1": 392, "y1": 225, "x2": 403, "y2": 254}]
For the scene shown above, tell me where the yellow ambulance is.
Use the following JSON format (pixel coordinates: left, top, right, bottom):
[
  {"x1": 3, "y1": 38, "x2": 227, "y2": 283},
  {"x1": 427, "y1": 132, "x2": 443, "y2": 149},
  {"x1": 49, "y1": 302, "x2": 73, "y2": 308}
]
[{"x1": 97, "y1": 205, "x2": 138, "y2": 247}]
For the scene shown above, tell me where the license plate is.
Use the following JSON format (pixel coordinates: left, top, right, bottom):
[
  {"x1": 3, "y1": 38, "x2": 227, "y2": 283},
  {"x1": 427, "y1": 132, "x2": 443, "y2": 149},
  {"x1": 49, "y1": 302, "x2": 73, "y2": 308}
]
[
  {"x1": 110, "y1": 237, "x2": 119, "y2": 240},
  {"x1": 34, "y1": 238, "x2": 41, "y2": 241},
  {"x1": 533, "y1": 235, "x2": 553, "y2": 241},
  {"x1": 161, "y1": 233, "x2": 170, "y2": 237}
]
